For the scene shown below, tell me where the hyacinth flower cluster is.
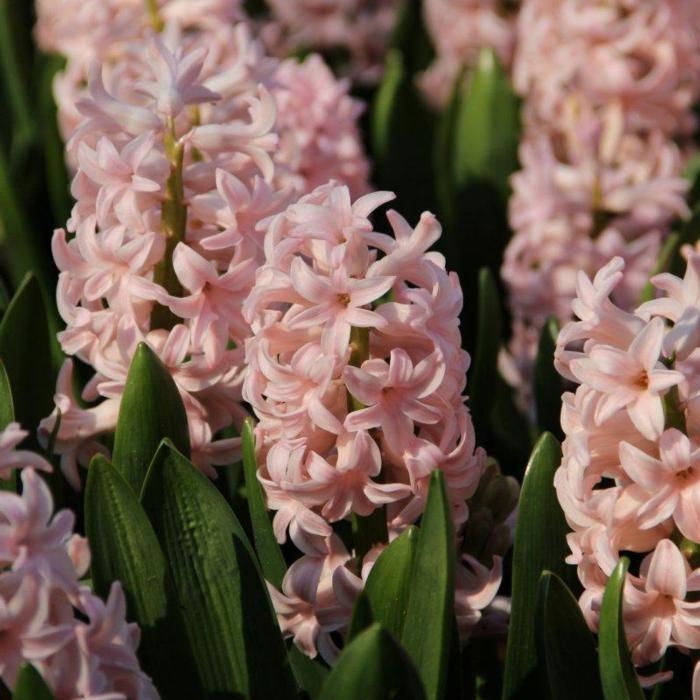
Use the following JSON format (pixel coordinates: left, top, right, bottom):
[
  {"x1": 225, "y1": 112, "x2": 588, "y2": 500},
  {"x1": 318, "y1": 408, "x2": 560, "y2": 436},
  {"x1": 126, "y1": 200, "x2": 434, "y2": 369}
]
[
  {"x1": 0, "y1": 423, "x2": 155, "y2": 698},
  {"x1": 554, "y1": 251, "x2": 700, "y2": 691},
  {"x1": 35, "y1": 0, "x2": 370, "y2": 200},
  {"x1": 243, "y1": 182, "x2": 517, "y2": 660},
  {"x1": 37, "y1": 7, "x2": 371, "y2": 488},
  {"x1": 500, "y1": 0, "x2": 700, "y2": 413},
  {"x1": 420, "y1": 0, "x2": 521, "y2": 106}
]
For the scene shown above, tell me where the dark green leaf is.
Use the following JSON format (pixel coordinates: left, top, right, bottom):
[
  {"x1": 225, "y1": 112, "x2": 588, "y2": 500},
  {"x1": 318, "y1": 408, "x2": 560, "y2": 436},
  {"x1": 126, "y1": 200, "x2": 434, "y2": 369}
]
[
  {"x1": 402, "y1": 471, "x2": 455, "y2": 700},
  {"x1": 0, "y1": 361, "x2": 15, "y2": 491},
  {"x1": 141, "y1": 440, "x2": 296, "y2": 700},
  {"x1": 347, "y1": 591, "x2": 374, "y2": 643},
  {"x1": 535, "y1": 571, "x2": 603, "y2": 700},
  {"x1": 0, "y1": 274, "x2": 55, "y2": 438},
  {"x1": 241, "y1": 418, "x2": 329, "y2": 697},
  {"x1": 112, "y1": 343, "x2": 190, "y2": 494},
  {"x1": 598, "y1": 558, "x2": 644, "y2": 700},
  {"x1": 364, "y1": 525, "x2": 418, "y2": 638},
  {"x1": 468, "y1": 268, "x2": 502, "y2": 441},
  {"x1": 0, "y1": 360, "x2": 15, "y2": 430},
  {"x1": 453, "y1": 49, "x2": 520, "y2": 202},
  {"x1": 0, "y1": 0, "x2": 37, "y2": 150},
  {"x1": 241, "y1": 418, "x2": 286, "y2": 587},
  {"x1": 85, "y1": 455, "x2": 201, "y2": 697},
  {"x1": 371, "y1": 49, "x2": 437, "y2": 224},
  {"x1": 533, "y1": 317, "x2": 563, "y2": 439},
  {"x1": 320, "y1": 624, "x2": 426, "y2": 700},
  {"x1": 388, "y1": 0, "x2": 433, "y2": 75},
  {"x1": 38, "y1": 53, "x2": 71, "y2": 225},
  {"x1": 503, "y1": 433, "x2": 573, "y2": 700},
  {"x1": 12, "y1": 664, "x2": 54, "y2": 700}
]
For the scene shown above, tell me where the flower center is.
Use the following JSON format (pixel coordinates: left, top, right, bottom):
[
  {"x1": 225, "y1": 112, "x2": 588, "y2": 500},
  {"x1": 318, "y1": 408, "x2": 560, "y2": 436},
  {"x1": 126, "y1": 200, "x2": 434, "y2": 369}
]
[
  {"x1": 336, "y1": 293, "x2": 351, "y2": 307},
  {"x1": 677, "y1": 466, "x2": 695, "y2": 480},
  {"x1": 635, "y1": 370, "x2": 649, "y2": 390}
]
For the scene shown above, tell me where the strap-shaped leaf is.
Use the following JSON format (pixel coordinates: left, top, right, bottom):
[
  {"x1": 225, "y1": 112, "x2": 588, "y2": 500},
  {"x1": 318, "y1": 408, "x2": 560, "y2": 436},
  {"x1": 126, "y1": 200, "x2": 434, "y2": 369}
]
[
  {"x1": 371, "y1": 48, "x2": 437, "y2": 225},
  {"x1": 0, "y1": 360, "x2": 14, "y2": 430},
  {"x1": 12, "y1": 664, "x2": 54, "y2": 700},
  {"x1": 319, "y1": 624, "x2": 426, "y2": 700},
  {"x1": 453, "y1": 49, "x2": 519, "y2": 202},
  {"x1": 364, "y1": 525, "x2": 418, "y2": 638},
  {"x1": 0, "y1": 361, "x2": 15, "y2": 492},
  {"x1": 347, "y1": 591, "x2": 374, "y2": 643},
  {"x1": 141, "y1": 440, "x2": 296, "y2": 700},
  {"x1": 468, "y1": 267, "x2": 502, "y2": 441},
  {"x1": 533, "y1": 317, "x2": 563, "y2": 439},
  {"x1": 0, "y1": 274, "x2": 55, "y2": 438},
  {"x1": 402, "y1": 471, "x2": 455, "y2": 700},
  {"x1": 241, "y1": 419, "x2": 328, "y2": 698},
  {"x1": 85, "y1": 455, "x2": 200, "y2": 697},
  {"x1": 241, "y1": 418, "x2": 286, "y2": 586},
  {"x1": 112, "y1": 342, "x2": 190, "y2": 494},
  {"x1": 503, "y1": 433, "x2": 573, "y2": 699},
  {"x1": 598, "y1": 558, "x2": 644, "y2": 700},
  {"x1": 535, "y1": 571, "x2": 603, "y2": 700}
]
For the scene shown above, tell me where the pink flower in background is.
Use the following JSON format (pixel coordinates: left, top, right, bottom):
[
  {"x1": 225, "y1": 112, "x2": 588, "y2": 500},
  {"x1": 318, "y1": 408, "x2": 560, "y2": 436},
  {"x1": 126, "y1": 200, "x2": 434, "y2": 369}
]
[
  {"x1": 261, "y1": 0, "x2": 398, "y2": 84},
  {"x1": 0, "y1": 424, "x2": 52, "y2": 480},
  {"x1": 244, "y1": 183, "x2": 509, "y2": 660},
  {"x1": 0, "y1": 428, "x2": 155, "y2": 698},
  {"x1": 501, "y1": 0, "x2": 700, "y2": 416},
  {"x1": 555, "y1": 252, "x2": 700, "y2": 691}
]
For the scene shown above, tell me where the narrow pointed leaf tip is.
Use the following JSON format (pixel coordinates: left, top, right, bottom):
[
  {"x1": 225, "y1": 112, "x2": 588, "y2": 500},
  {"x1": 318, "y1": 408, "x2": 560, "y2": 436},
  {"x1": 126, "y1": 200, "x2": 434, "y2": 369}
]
[
  {"x1": 401, "y1": 470, "x2": 454, "y2": 700},
  {"x1": 112, "y1": 342, "x2": 190, "y2": 494},
  {"x1": 319, "y1": 624, "x2": 426, "y2": 700},
  {"x1": 141, "y1": 439, "x2": 296, "y2": 699},
  {"x1": 504, "y1": 432, "x2": 572, "y2": 700},
  {"x1": 598, "y1": 558, "x2": 645, "y2": 700}
]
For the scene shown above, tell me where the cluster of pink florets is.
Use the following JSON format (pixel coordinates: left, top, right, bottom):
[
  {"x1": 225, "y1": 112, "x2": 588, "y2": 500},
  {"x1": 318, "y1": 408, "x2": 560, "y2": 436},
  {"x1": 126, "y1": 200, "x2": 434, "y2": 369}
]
[
  {"x1": 34, "y1": 1, "x2": 370, "y2": 487},
  {"x1": 0, "y1": 423, "x2": 155, "y2": 698},
  {"x1": 501, "y1": 0, "x2": 700, "y2": 413},
  {"x1": 555, "y1": 251, "x2": 700, "y2": 690},
  {"x1": 243, "y1": 183, "x2": 509, "y2": 660},
  {"x1": 259, "y1": 0, "x2": 399, "y2": 84},
  {"x1": 420, "y1": 0, "x2": 520, "y2": 106}
]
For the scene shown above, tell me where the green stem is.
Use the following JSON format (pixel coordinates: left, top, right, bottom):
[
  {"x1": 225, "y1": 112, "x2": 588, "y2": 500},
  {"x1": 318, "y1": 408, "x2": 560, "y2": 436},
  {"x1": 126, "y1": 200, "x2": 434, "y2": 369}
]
[
  {"x1": 151, "y1": 120, "x2": 186, "y2": 330},
  {"x1": 663, "y1": 385, "x2": 686, "y2": 433}
]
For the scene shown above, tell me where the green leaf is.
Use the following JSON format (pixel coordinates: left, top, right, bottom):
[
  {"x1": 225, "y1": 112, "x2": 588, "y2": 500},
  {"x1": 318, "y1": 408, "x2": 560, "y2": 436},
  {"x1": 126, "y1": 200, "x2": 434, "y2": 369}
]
[
  {"x1": 241, "y1": 418, "x2": 329, "y2": 698},
  {"x1": 533, "y1": 317, "x2": 563, "y2": 439},
  {"x1": 402, "y1": 471, "x2": 455, "y2": 700},
  {"x1": 388, "y1": 0, "x2": 434, "y2": 75},
  {"x1": 0, "y1": 0, "x2": 37, "y2": 151},
  {"x1": 453, "y1": 49, "x2": 520, "y2": 202},
  {"x1": 0, "y1": 360, "x2": 15, "y2": 430},
  {"x1": 38, "y1": 53, "x2": 71, "y2": 226},
  {"x1": 0, "y1": 275, "x2": 55, "y2": 437},
  {"x1": 112, "y1": 343, "x2": 190, "y2": 494},
  {"x1": 241, "y1": 418, "x2": 286, "y2": 587},
  {"x1": 85, "y1": 455, "x2": 201, "y2": 698},
  {"x1": 141, "y1": 440, "x2": 296, "y2": 700},
  {"x1": 0, "y1": 361, "x2": 15, "y2": 492},
  {"x1": 371, "y1": 49, "x2": 437, "y2": 225},
  {"x1": 347, "y1": 591, "x2": 374, "y2": 643},
  {"x1": 468, "y1": 268, "x2": 502, "y2": 441},
  {"x1": 598, "y1": 558, "x2": 644, "y2": 700},
  {"x1": 535, "y1": 572, "x2": 603, "y2": 700},
  {"x1": 364, "y1": 525, "x2": 418, "y2": 638},
  {"x1": 12, "y1": 664, "x2": 54, "y2": 700},
  {"x1": 320, "y1": 624, "x2": 426, "y2": 700},
  {"x1": 503, "y1": 433, "x2": 574, "y2": 700}
]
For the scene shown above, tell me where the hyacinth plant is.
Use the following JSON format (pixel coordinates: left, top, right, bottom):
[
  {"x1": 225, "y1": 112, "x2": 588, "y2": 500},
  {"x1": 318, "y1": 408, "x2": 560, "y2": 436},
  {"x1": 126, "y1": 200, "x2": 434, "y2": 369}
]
[{"x1": 2, "y1": 0, "x2": 700, "y2": 699}]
